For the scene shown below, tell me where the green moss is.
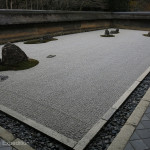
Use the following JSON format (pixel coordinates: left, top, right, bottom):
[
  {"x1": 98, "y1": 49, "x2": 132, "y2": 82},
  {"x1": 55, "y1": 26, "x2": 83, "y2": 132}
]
[
  {"x1": 0, "y1": 59, "x2": 39, "y2": 71},
  {"x1": 24, "y1": 38, "x2": 58, "y2": 44},
  {"x1": 100, "y1": 35, "x2": 115, "y2": 37},
  {"x1": 143, "y1": 34, "x2": 150, "y2": 37}
]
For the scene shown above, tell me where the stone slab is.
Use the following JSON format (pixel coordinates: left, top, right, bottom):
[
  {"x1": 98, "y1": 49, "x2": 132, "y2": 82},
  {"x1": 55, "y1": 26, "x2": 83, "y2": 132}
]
[
  {"x1": 126, "y1": 100, "x2": 149, "y2": 126},
  {"x1": 136, "y1": 66, "x2": 150, "y2": 82},
  {"x1": 107, "y1": 125, "x2": 135, "y2": 150},
  {"x1": 108, "y1": 89, "x2": 150, "y2": 150},
  {"x1": 12, "y1": 139, "x2": 34, "y2": 150},
  {"x1": 124, "y1": 143, "x2": 134, "y2": 150},
  {"x1": 142, "y1": 88, "x2": 150, "y2": 101},
  {"x1": 0, "y1": 127, "x2": 15, "y2": 142},
  {"x1": 130, "y1": 140, "x2": 148, "y2": 150},
  {"x1": 112, "y1": 81, "x2": 140, "y2": 110},
  {"x1": 74, "y1": 119, "x2": 106, "y2": 150},
  {"x1": 102, "y1": 108, "x2": 117, "y2": 121}
]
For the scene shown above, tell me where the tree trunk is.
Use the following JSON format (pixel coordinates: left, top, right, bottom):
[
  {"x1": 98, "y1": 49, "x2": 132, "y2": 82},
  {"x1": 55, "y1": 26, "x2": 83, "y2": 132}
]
[
  {"x1": 31, "y1": 0, "x2": 32, "y2": 9},
  {"x1": 26, "y1": 0, "x2": 28, "y2": 9},
  {"x1": 37, "y1": 0, "x2": 38, "y2": 10},
  {"x1": 41, "y1": 0, "x2": 43, "y2": 10},
  {"x1": 6, "y1": 0, "x2": 8, "y2": 9},
  {"x1": 80, "y1": 1, "x2": 85, "y2": 11},
  {"x1": 10, "y1": 0, "x2": 13, "y2": 9}
]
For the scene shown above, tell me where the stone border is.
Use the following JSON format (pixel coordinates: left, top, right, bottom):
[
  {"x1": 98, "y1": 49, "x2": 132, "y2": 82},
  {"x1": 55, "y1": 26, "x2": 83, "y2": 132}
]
[
  {"x1": 0, "y1": 105, "x2": 77, "y2": 148},
  {"x1": 73, "y1": 66, "x2": 150, "y2": 150},
  {"x1": 107, "y1": 88, "x2": 150, "y2": 150},
  {"x1": 0, "y1": 126, "x2": 34, "y2": 150}
]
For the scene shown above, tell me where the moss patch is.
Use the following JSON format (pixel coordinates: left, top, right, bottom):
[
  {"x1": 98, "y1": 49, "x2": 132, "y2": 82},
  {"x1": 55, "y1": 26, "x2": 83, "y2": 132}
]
[
  {"x1": 143, "y1": 34, "x2": 150, "y2": 37},
  {"x1": 100, "y1": 35, "x2": 115, "y2": 37},
  {"x1": 24, "y1": 38, "x2": 58, "y2": 44},
  {"x1": 0, "y1": 59, "x2": 39, "y2": 71}
]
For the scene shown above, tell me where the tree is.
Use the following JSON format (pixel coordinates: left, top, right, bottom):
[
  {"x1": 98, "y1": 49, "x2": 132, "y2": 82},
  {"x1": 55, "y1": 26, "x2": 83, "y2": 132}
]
[
  {"x1": 0, "y1": 0, "x2": 109, "y2": 10},
  {"x1": 10, "y1": 0, "x2": 12, "y2": 9},
  {"x1": 109, "y1": 0, "x2": 130, "y2": 11},
  {"x1": 30, "y1": 0, "x2": 32, "y2": 9},
  {"x1": 6, "y1": 0, "x2": 8, "y2": 9},
  {"x1": 25, "y1": 0, "x2": 28, "y2": 9},
  {"x1": 36, "y1": 0, "x2": 38, "y2": 9}
]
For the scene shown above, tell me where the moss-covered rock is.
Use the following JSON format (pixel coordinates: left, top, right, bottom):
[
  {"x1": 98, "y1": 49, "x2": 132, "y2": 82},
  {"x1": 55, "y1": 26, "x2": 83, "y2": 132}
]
[
  {"x1": 2, "y1": 43, "x2": 28, "y2": 66},
  {"x1": 143, "y1": 32, "x2": 150, "y2": 37}
]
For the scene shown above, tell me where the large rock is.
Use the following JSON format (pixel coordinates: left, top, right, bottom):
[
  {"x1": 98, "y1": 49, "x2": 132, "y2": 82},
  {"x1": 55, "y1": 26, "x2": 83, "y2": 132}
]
[
  {"x1": 40, "y1": 34, "x2": 53, "y2": 42},
  {"x1": 105, "y1": 29, "x2": 109, "y2": 36},
  {"x1": 110, "y1": 28, "x2": 119, "y2": 34},
  {"x1": 2, "y1": 43, "x2": 28, "y2": 66},
  {"x1": 116, "y1": 28, "x2": 119, "y2": 33}
]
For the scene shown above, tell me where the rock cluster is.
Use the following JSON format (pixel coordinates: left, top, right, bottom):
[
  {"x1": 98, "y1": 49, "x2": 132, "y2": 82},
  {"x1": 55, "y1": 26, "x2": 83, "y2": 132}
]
[
  {"x1": 110, "y1": 28, "x2": 119, "y2": 34},
  {"x1": 40, "y1": 34, "x2": 53, "y2": 42},
  {"x1": 101, "y1": 29, "x2": 115, "y2": 37},
  {"x1": 1, "y1": 43, "x2": 28, "y2": 66}
]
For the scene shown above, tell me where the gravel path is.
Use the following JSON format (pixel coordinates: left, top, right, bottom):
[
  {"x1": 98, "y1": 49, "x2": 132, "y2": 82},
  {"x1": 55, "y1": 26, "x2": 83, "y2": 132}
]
[{"x1": 0, "y1": 29, "x2": 150, "y2": 141}]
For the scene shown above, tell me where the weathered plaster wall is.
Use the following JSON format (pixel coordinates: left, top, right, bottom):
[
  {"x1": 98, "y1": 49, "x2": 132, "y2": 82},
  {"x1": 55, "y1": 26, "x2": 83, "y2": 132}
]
[
  {"x1": 0, "y1": 10, "x2": 112, "y2": 44},
  {"x1": 0, "y1": 10, "x2": 150, "y2": 44},
  {"x1": 112, "y1": 12, "x2": 150, "y2": 30}
]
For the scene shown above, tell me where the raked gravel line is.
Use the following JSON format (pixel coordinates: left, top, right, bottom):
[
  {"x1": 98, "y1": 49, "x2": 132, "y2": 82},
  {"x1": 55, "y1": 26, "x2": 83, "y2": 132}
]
[{"x1": 0, "y1": 29, "x2": 150, "y2": 145}]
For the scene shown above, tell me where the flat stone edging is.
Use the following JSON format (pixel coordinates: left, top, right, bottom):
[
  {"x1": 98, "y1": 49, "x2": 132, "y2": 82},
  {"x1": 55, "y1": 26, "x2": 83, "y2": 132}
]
[
  {"x1": 73, "y1": 66, "x2": 150, "y2": 150},
  {"x1": 0, "y1": 126, "x2": 34, "y2": 150},
  {"x1": 0, "y1": 105, "x2": 77, "y2": 148},
  {"x1": 107, "y1": 88, "x2": 150, "y2": 150}
]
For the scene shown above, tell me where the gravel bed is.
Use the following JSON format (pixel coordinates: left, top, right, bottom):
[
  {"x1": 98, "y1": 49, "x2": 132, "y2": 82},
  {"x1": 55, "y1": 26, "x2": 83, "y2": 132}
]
[
  {"x1": 85, "y1": 73, "x2": 150, "y2": 150},
  {"x1": 0, "y1": 111, "x2": 71, "y2": 150},
  {"x1": 0, "y1": 74, "x2": 150, "y2": 150}
]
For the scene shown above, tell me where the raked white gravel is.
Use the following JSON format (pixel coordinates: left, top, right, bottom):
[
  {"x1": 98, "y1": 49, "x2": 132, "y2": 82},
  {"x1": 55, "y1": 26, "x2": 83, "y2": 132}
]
[{"x1": 0, "y1": 29, "x2": 150, "y2": 141}]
